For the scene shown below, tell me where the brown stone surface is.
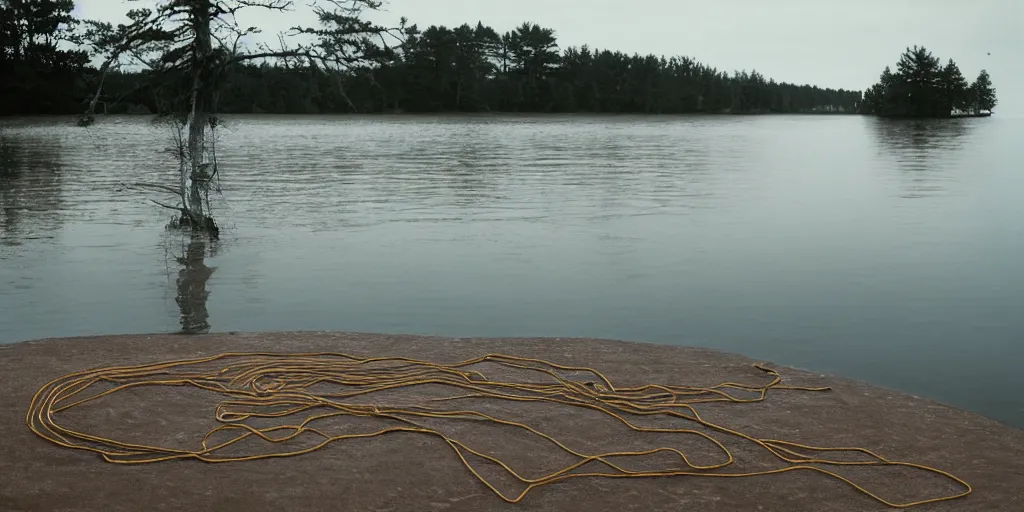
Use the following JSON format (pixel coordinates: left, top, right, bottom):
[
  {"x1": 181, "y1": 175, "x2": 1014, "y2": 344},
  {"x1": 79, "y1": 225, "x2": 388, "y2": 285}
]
[{"x1": 1, "y1": 332, "x2": 1022, "y2": 512}]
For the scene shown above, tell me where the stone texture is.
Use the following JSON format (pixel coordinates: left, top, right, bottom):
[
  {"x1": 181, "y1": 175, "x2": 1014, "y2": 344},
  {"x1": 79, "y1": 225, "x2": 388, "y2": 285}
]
[{"x1": 1, "y1": 332, "x2": 1022, "y2": 511}]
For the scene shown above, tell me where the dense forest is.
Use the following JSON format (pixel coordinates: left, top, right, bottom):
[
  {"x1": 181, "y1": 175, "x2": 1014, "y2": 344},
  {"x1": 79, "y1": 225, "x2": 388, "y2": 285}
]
[
  {"x1": 205, "y1": 22, "x2": 863, "y2": 115},
  {"x1": 862, "y1": 46, "x2": 996, "y2": 118},
  {"x1": 1, "y1": 1, "x2": 864, "y2": 116}
]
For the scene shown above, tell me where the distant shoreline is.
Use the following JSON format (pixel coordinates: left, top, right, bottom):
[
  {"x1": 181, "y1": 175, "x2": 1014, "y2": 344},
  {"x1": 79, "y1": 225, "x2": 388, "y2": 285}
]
[
  {"x1": 4, "y1": 111, "x2": 866, "y2": 121},
  {"x1": 5, "y1": 111, "x2": 1003, "y2": 122}
]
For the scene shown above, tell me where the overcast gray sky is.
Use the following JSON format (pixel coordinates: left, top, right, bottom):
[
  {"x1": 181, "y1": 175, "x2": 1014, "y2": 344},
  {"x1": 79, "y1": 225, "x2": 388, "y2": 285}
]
[{"x1": 75, "y1": 0, "x2": 1023, "y2": 115}]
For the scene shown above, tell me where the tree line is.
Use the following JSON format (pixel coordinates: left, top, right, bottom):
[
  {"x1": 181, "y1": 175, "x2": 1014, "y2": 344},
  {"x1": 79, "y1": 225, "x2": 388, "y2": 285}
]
[
  {"x1": 0, "y1": 0, "x2": 89, "y2": 115},
  {"x1": 1, "y1": 1, "x2": 864, "y2": 116},
  {"x1": 862, "y1": 46, "x2": 996, "y2": 118},
  {"x1": 295, "y1": 21, "x2": 863, "y2": 115}
]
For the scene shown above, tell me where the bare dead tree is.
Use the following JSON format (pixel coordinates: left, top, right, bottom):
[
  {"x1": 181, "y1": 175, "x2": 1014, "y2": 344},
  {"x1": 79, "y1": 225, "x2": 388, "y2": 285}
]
[
  {"x1": 82, "y1": 0, "x2": 398, "y2": 234},
  {"x1": 80, "y1": 1, "x2": 299, "y2": 234}
]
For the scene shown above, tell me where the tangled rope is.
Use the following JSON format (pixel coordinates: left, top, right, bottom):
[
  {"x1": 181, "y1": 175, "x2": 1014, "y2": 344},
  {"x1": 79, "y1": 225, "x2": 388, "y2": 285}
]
[{"x1": 27, "y1": 352, "x2": 970, "y2": 507}]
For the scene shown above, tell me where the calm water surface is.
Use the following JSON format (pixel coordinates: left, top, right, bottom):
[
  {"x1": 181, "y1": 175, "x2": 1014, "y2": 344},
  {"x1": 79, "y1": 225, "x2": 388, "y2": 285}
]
[{"x1": 2, "y1": 114, "x2": 1022, "y2": 427}]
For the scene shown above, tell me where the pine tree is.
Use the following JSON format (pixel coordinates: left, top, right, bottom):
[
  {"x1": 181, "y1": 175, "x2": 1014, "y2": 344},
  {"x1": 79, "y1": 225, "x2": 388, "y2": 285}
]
[
  {"x1": 939, "y1": 59, "x2": 969, "y2": 115},
  {"x1": 971, "y1": 69, "x2": 997, "y2": 113},
  {"x1": 895, "y1": 46, "x2": 942, "y2": 117}
]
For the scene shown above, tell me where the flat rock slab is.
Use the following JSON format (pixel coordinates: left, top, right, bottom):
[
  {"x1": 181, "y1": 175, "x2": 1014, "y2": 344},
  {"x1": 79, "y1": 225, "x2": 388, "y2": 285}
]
[{"x1": 1, "y1": 332, "x2": 1022, "y2": 512}]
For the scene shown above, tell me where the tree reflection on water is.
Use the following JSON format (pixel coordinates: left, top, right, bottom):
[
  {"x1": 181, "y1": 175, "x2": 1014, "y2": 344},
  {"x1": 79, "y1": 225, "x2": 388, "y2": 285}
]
[
  {"x1": 0, "y1": 131, "x2": 65, "y2": 248},
  {"x1": 868, "y1": 117, "x2": 975, "y2": 199},
  {"x1": 173, "y1": 234, "x2": 216, "y2": 334}
]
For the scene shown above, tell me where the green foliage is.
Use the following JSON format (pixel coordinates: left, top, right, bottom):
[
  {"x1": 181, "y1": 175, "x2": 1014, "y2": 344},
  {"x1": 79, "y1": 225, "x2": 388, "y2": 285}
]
[
  {"x1": 971, "y1": 70, "x2": 996, "y2": 112},
  {"x1": 0, "y1": 0, "x2": 88, "y2": 114},
  {"x1": 204, "y1": 21, "x2": 862, "y2": 115},
  {"x1": 940, "y1": 59, "x2": 969, "y2": 115},
  {"x1": 862, "y1": 46, "x2": 996, "y2": 117}
]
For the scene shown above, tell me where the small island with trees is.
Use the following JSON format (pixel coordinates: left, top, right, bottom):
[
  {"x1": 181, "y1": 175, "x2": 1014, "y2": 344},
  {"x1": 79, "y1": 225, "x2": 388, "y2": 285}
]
[{"x1": 861, "y1": 46, "x2": 997, "y2": 118}]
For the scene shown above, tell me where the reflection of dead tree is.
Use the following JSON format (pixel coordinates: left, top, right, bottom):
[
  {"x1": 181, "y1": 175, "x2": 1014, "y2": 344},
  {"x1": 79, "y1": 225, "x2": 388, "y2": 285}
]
[{"x1": 174, "y1": 234, "x2": 216, "y2": 334}]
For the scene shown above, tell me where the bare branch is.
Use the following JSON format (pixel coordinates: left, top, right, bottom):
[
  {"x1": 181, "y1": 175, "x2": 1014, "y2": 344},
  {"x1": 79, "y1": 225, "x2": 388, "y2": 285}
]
[
  {"x1": 214, "y1": 0, "x2": 294, "y2": 16},
  {"x1": 127, "y1": 49, "x2": 159, "y2": 69},
  {"x1": 151, "y1": 199, "x2": 184, "y2": 211},
  {"x1": 79, "y1": 0, "x2": 392, "y2": 231},
  {"x1": 228, "y1": 49, "x2": 310, "y2": 65}
]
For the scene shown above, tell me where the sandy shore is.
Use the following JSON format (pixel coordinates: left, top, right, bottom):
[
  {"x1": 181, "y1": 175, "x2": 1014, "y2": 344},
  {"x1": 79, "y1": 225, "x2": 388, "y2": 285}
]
[{"x1": 2, "y1": 332, "x2": 1022, "y2": 511}]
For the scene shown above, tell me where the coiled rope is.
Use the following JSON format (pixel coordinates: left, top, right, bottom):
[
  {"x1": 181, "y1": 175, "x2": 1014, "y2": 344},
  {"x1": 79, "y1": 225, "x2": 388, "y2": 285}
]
[{"x1": 27, "y1": 352, "x2": 970, "y2": 507}]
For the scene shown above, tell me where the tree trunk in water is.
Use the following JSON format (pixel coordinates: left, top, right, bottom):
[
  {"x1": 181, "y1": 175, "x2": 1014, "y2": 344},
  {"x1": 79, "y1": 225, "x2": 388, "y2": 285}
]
[
  {"x1": 87, "y1": 60, "x2": 114, "y2": 116},
  {"x1": 332, "y1": 73, "x2": 358, "y2": 113},
  {"x1": 185, "y1": 0, "x2": 213, "y2": 225},
  {"x1": 77, "y1": 60, "x2": 116, "y2": 126}
]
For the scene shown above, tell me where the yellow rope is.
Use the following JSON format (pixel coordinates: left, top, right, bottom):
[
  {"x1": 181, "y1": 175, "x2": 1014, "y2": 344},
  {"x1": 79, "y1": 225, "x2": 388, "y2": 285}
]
[{"x1": 26, "y1": 352, "x2": 971, "y2": 507}]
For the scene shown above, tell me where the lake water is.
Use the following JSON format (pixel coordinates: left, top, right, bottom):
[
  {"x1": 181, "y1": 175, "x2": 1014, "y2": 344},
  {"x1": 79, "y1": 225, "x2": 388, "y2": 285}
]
[{"x1": 1, "y1": 114, "x2": 1022, "y2": 427}]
